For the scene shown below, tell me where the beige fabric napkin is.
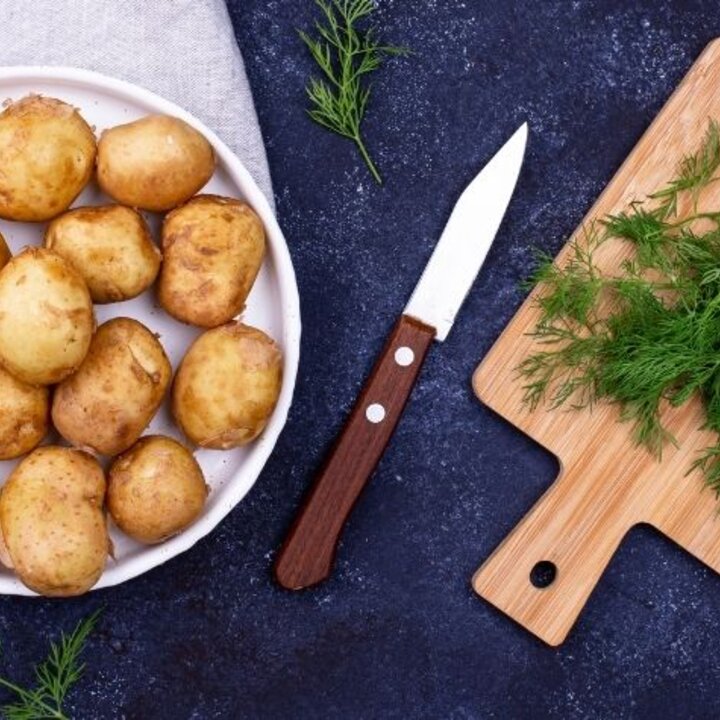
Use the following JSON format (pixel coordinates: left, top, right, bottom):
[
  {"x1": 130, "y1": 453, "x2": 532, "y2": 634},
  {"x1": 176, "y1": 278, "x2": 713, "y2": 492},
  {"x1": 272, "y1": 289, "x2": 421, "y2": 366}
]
[{"x1": 0, "y1": 0, "x2": 273, "y2": 204}]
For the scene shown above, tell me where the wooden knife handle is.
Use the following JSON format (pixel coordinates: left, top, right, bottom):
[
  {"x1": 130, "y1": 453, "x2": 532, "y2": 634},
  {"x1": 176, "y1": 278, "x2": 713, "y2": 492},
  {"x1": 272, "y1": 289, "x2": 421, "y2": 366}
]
[{"x1": 274, "y1": 314, "x2": 436, "y2": 590}]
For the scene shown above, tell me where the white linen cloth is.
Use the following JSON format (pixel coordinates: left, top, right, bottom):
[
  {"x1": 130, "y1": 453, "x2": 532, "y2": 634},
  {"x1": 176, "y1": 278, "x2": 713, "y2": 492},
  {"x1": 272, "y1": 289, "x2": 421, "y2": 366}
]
[{"x1": 0, "y1": 0, "x2": 273, "y2": 204}]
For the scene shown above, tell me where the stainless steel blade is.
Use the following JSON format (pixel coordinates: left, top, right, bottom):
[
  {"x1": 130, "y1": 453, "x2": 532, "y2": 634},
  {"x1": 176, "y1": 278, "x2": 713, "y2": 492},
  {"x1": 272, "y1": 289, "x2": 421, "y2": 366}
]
[{"x1": 404, "y1": 123, "x2": 528, "y2": 341}]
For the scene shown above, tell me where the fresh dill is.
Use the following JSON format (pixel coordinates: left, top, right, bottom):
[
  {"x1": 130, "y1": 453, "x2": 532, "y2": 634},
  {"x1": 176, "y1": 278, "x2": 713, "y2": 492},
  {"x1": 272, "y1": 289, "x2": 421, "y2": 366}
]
[
  {"x1": 651, "y1": 119, "x2": 720, "y2": 218},
  {"x1": 0, "y1": 610, "x2": 101, "y2": 720},
  {"x1": 519, "y1": 121, "x2": 720, "y2": 493},
  {"x1": 299, "y1": 0, "x2": 410, "y2": 184}
]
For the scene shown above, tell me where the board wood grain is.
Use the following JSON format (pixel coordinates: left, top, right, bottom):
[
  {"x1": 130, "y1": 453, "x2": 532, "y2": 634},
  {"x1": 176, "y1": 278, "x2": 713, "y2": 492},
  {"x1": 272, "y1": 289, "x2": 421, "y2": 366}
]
[{"x1": 472, "y1": 38, "x2": 720, "y2": 646}]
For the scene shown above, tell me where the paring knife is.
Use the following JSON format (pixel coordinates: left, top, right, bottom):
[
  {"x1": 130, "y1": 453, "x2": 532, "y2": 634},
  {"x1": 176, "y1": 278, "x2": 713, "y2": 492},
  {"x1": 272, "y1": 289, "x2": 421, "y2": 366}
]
[{"x1": 275, "y1": 124, "x2": 529, "y2": 590}]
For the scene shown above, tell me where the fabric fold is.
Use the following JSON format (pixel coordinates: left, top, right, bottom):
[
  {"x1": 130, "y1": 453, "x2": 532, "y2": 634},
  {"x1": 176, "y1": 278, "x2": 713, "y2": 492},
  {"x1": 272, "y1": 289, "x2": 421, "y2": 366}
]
[{"x1": 0, "y1": 0, "x2": 273, "y2": 204}]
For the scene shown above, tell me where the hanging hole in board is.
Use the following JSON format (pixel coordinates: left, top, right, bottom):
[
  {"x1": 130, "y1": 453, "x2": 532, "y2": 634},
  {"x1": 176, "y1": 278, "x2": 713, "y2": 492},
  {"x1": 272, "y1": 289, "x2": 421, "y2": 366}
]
[{"x1": 530, "y1": 560, "x2": 557, "y2": 589}]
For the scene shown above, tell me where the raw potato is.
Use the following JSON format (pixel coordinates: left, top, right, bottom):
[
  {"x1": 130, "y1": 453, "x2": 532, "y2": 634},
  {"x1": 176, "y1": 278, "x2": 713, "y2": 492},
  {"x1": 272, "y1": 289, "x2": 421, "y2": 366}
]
[
  {"x1": 0, "y1": 446, "x2": 108, "y2": 596},
  {"x1": 0, "y1": 233, "x2": 10, "y2": 270},
  {"x1": 0, "y1": 248, "x2": 94, "y2": 385},
  {"x1": 0, "y1": 365, "x2": 48, "y2": 459},
  {"x1": 172, "y1": 323, "x2": 282, "y2": 449},
  {"x1": 108, "y1": 435, "x2": 208, "y2": 544},
  {"x1": 45, "y1": 205, "x2": 161, "y2": 303},
  {"x1": 159, "y1": 195, "x2": 265, "y2": 327},
  {"x1": 52, "y1": 318, "x2": 171, "y2": 456},
  {"x1": 0, "y1": 95, "x2": 96, "y2": 222},
  {"x1": 97, "y1": 114, "x2": 215, "y2": 212}
]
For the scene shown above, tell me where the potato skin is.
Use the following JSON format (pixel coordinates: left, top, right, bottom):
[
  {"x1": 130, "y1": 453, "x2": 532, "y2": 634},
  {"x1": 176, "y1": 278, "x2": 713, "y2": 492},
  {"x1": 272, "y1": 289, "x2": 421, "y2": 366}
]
[
  {"x1": 0, "y1": 446, "x2": 108, "y2": 596},
  {"x1": 159, "y1": 195, "x2": 265, "y2": 327},
  {"x1": 0, "y1": 365, "x2": 48, "y2": 459},
  {"x1": 0, "y1": 523, "x2": 13, "y2": 569},
  {"x1": 45, "y1": 205, "x2": 161, "y2": 303},
  {"x1": 52, "y1": 317, "x2": 171, "y2": 456},
  {"x1": 0, "y1": 95, "x2": 96, "y2": 222},
  {"x1": 172, "y1": 323, "x2": 282, "y2": 449},
  {"x1": 0, "y1": 248, "x2": 94, "y2": 385},
  {"x1": 108, "y1": 435, "x2": 208, "y2": 544},
  {"x1": 97, "y1": 115, "x2": 215, "y2": 212},
  {"x1": 0, "y1": 233, "x2": 10, "y2": 270}
]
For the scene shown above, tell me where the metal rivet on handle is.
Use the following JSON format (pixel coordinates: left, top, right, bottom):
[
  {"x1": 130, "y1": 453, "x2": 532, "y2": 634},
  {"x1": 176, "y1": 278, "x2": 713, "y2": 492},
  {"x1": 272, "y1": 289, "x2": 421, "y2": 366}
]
[
  {"x1": 366, "y1": 403, "x2": 386, "y2": 424},
  {"x1": 394, "y1": 346, "x2": 415, "y2": 367}
]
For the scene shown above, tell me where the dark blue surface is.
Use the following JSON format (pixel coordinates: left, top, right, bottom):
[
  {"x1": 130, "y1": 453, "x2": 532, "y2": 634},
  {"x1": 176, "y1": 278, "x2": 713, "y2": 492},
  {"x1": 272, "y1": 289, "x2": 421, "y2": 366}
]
[{"x1": 4, "y1": 2, "x2": 720, "y2": 718}]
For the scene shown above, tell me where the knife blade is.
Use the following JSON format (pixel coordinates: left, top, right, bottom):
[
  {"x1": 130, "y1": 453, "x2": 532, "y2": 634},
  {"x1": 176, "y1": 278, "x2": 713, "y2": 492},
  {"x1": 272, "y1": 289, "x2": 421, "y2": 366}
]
[{"x1": 275, "y1": 124, "x2": 529, "y2": 590}]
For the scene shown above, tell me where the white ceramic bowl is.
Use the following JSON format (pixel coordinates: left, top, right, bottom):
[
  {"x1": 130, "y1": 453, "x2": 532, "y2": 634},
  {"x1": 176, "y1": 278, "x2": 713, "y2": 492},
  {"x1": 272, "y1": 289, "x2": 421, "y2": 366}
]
[{"x1": 0, "y1": 66, "x2": 301, "y2": 595}]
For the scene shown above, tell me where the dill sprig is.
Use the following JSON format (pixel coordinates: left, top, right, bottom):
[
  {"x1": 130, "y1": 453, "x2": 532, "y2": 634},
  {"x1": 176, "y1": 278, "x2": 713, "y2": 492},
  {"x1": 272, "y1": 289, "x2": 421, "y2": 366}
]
[
  {"x1": 0, "y1": 610, "x2": 101, "y2": 720},
  {"x1": 299, "y1": 0, "x2": 410, "y2": 184},
  {"x1": 650, "y1": 119, "x2": 720, "y2": 218},
  {"x1": 519, "y1": 121, "x2": 720, "y2": 493}
]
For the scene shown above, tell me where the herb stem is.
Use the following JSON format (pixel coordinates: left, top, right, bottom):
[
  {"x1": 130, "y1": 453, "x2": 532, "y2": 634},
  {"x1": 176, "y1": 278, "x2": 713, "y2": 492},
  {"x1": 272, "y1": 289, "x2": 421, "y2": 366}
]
[
  {"x1": 355, "y1": 134, "x2": 382, "y2": 184},
  {"x1": 0, "y1": 677, "x2": 67, "y2": 719}
]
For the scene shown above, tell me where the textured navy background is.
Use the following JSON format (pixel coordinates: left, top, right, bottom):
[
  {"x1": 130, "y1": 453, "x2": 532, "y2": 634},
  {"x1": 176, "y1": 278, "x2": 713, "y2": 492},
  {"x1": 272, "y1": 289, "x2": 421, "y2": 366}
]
[{"x1": 2, "y1": 2, "x2": 720, "y2": 718}]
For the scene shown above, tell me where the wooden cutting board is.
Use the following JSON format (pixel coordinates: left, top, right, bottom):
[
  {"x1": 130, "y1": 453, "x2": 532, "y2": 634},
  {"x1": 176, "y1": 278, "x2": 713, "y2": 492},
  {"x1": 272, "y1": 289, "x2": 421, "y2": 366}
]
[{"x1": 472, "y1": 38, "x2": 720, "y2": 646}]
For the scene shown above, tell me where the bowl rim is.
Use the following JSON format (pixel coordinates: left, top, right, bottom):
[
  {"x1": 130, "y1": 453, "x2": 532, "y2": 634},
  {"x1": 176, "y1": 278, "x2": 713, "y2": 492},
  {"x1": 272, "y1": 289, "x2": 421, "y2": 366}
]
[{"x1": 0, "y1": 65, "x2": 301, "y2": 595}]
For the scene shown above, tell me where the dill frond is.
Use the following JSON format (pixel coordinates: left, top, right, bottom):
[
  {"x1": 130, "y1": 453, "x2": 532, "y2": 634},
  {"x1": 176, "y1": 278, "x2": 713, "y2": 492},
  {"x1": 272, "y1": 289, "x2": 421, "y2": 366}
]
[
  {"x1": 526, "y1": 225, "x2": 608, "y2": 327},
  {"x1": 0, "y1": 610, "x2": 101, "y2": 720},
  {"x1": 519, "y1": 120, "x2": 720, "y2": 493},
  {"x1": 689, "y1": 444, "x2": 720, "y2": 494},
  {"x1": 650, "y1": 119, "x2": 720, "y2": 218},
  {"x1": 299, "y1": 0, "x2": 410, "y2": 184}
]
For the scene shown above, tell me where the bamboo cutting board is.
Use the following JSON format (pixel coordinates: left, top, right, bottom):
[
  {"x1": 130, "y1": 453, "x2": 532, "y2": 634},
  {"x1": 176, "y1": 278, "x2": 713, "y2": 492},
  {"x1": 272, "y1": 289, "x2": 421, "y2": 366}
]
[{"x1": 472, "y1": 39, "x2": 720, "y2": 646}]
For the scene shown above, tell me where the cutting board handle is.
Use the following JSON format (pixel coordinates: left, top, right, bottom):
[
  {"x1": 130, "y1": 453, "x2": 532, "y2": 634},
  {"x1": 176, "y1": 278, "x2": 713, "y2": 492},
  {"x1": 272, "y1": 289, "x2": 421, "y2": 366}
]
[{"x1": 472, "y1": 460, "x2": 633, "y2": 646}]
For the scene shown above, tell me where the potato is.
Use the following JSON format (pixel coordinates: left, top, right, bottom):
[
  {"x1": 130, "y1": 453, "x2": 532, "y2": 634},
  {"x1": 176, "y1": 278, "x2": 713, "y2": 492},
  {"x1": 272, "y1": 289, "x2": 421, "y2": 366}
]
[
  {"x1": 0, "y1": 365, "x2": 48, "y2": 460},
  {"x1": 0, "y1": 233, "x2": 10, "y2": 270},
  {"x1": 0, "y1": 248, "x2": 94, "y2": 385},
  {"x1": 0, "y1": 446, "x2": 108, "y2": 596},
  {"x1": 108, "y1": 435, "x2": 208, "y2": 544},
  {"x1": 97, "y1": 114, "x2": 215, "y2": 212},
  {"x1": 172, "y1": 323, "x2": 282, "y2": 449},
  {"x1": 0, "y1": 95, "x2": 96, "y2": 222},
  {"x1": 158, "y1": 195, "x2": 265, "y2": 327},
  {"x1": 45, "y1": 205, "x2": 161, "y2": 303},
  {"x1": 53, "y1": 317, "x2": 171, "y2": 456},
  {"x1": 0, "y1": 523, "x2": 13, "y2": 569}
]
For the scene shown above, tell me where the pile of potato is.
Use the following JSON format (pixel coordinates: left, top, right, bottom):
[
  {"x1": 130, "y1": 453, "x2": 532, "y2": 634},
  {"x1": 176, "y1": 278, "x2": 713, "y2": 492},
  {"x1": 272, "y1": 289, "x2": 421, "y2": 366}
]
[{"x1": 0, "y1": 95, "x2": 283, "y2": 597}]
